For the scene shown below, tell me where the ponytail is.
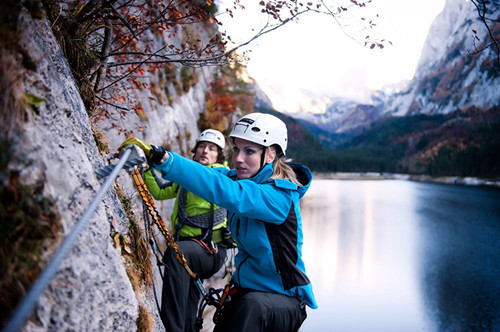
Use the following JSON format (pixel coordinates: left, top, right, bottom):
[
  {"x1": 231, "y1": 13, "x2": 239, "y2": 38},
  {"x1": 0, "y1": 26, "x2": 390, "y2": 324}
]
[{"x1": 267, "y1": 146, "x2": 301, "y2": 186}]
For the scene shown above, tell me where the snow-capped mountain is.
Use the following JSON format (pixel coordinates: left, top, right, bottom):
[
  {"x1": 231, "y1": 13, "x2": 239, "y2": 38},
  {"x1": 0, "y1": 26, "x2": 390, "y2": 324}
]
[
  {"x1": 289, "y1": 96, "x2": 360, "y2": 131},
  {"x1": 280, "y1": 0, "x2": 499, "y2": 144}
]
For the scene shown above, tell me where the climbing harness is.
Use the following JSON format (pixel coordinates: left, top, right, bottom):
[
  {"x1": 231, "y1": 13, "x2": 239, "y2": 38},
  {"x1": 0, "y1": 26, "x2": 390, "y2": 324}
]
[
  {"x1": 176, "y1": 187, "x2": 226, "y2": 229},
  {"x1": 175, "y1": 186, "x2": 227, "y2": 254}
]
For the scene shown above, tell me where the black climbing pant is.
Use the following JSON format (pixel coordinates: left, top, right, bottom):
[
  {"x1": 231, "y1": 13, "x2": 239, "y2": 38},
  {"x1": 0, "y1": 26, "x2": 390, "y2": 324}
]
[
  {"x1": 160, "y1": 240, "x2": 227, "y2": 332},
  {"x1": 213, "y1": 289, "x2": 307, "y2": 332}
]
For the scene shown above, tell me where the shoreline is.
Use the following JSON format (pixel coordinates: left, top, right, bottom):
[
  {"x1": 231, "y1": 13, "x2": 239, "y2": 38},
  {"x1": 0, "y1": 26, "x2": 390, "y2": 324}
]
[{"x1": 312, "y1": 172, "x2": 500, "y2": 188}]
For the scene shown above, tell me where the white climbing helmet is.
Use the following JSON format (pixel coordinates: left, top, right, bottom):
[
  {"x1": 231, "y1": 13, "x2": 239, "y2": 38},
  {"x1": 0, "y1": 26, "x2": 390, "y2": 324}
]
[
  {"x1": 229, "y1": 113, "x2": 288, "y2": 157},
  {"x1": 198, "y1": 129, "x2": 225, "y2": 149}
]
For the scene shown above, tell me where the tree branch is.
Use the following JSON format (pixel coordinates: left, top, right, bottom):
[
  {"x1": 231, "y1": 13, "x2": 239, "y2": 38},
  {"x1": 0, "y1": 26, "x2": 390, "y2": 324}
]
[
  {"x1": 471, "y1": 0, "x2": 500, "y2": 64},
  {"x1": 94, "y1": 14, "x2": 113, "y2": 91}
]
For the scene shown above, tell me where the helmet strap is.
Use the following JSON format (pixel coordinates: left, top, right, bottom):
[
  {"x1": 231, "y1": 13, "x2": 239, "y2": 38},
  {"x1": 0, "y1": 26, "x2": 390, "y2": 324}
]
[{"x1": 259, "y1": 147, "x2": 267, "y2": 171}]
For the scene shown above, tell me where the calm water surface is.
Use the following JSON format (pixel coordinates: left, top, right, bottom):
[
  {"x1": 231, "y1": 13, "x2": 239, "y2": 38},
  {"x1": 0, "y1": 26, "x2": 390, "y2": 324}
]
[{"x1": 299, "y1": 179, "x2": 500, "y2": 332}]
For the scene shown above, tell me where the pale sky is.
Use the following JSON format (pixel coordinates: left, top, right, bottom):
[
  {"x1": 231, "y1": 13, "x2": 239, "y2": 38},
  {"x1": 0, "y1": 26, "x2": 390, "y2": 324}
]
[{"x1": 217, "y1": 0, "x2": 447, "y2": 112}]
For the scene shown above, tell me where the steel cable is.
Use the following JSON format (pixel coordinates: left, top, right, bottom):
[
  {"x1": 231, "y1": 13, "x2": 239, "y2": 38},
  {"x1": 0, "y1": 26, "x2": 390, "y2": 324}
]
[{"x1": 2, "y1": 148, "x2": 132, "y2": 332}]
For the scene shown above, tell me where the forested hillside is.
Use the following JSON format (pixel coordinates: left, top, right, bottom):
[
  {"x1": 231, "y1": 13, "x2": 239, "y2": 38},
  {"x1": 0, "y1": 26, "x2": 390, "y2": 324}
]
[{"x1": 262, "y1": 106, "x2": 500, "y2": 179}]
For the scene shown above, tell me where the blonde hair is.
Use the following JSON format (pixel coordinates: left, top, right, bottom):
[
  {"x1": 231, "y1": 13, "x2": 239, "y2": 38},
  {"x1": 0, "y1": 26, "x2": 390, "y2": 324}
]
[{"x1": 267, "y1": 146, "x2": 302, "y2": 186}]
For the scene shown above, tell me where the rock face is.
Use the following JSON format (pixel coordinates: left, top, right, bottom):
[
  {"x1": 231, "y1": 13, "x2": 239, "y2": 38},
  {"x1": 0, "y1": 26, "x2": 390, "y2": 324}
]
[
  {"x1": 3, "y1": 5, "x2": 225, "y2": 330},
  {"x1": 385, "y1": 0, "x2": 500, "y2": 116},
  {"x1": 11, "y1": 9, "x2": 145, "y2": 332}
]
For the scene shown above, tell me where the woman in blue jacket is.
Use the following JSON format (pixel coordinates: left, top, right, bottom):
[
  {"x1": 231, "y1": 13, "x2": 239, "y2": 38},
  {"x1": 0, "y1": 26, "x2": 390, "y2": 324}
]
[{"x1": 122, "y1": 113, "x2": 317, "y2": 331}]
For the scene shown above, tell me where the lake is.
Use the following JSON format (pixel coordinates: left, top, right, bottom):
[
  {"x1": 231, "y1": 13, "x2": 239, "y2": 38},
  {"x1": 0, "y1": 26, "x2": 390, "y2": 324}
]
[{"x1": 299, "y1": 179, "x2": 500, "y2": 332}]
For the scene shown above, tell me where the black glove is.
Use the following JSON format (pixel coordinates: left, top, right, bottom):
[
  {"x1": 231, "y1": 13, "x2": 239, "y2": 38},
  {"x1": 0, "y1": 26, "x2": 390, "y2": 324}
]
[{"x1": 148, "y1": 144, "x2": 166, "y2": 164}]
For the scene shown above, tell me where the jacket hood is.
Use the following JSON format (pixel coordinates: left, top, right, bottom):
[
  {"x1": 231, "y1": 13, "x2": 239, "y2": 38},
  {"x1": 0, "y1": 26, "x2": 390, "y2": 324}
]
[{"x1": 288, "y1": 162, "x2": 312, "y2": 198}]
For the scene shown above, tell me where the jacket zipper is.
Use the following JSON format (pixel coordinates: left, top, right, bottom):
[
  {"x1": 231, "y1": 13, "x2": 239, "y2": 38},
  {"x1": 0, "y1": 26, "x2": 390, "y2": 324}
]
[{"x1": 236, "y1": 254, "x2": 250, "y2": 285}]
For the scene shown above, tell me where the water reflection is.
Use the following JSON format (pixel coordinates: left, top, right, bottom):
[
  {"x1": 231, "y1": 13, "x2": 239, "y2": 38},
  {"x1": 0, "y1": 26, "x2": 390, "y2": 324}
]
[
  {"x1": 299, "y1": 179, "x2": 500, "y2": 332},
  {"x1": 416, "y1": 183, "x2": 500, "y2": 331}
]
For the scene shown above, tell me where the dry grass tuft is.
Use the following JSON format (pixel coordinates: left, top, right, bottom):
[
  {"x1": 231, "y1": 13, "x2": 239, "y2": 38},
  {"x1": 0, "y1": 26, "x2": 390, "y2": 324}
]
[
  {"x1": 91, "y1": 123, "x2": 110, "y2": 154},
  {"x1": 137, "y1": 304, "x2": 153, "y2": 331},
  {"x1": 114, "y1": 184, "x2": 154, "y2": 288},
  {"x1": 0, "y1": 167, "x2": 61, "y2": 326}
]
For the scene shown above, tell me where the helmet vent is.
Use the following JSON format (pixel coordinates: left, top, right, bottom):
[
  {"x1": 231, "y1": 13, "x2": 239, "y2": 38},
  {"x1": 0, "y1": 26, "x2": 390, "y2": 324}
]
[{"x1": 252, "y1": 127, "x2": 260, "y2": 132}]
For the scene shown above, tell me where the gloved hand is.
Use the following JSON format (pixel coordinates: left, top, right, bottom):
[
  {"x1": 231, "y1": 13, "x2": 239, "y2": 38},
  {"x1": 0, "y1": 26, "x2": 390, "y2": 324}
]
[
  {"x1": 148, "y1": 144, "x2": 167, "y2": 164},
  {"x1": 118, "y1": 137, "x2": 166, "y2": 164}
]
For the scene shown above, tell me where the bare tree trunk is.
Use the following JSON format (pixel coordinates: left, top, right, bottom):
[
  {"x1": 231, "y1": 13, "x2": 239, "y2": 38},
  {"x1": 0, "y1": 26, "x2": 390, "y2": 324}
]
[{"x1": 94, "y1": 15, "x2": 112, "y2": 92}]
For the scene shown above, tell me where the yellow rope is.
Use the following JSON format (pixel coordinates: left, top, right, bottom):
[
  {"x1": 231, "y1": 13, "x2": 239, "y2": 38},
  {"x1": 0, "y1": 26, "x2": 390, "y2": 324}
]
[{"x1": 131, "y1": 168, "x2": 197, "y2": 279}]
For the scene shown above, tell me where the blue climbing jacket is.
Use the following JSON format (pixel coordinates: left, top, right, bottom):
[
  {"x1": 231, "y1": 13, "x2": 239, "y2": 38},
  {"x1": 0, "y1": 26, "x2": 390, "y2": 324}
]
[{"x1": 154, "y1": 152, "x2": 318, "y2": 309}]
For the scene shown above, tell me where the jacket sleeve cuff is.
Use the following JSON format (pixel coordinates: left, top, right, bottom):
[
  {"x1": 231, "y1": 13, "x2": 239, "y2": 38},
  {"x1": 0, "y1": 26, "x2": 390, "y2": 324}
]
[{"x1": 153, "y1": 151, "x2": 174, "y2": 176}]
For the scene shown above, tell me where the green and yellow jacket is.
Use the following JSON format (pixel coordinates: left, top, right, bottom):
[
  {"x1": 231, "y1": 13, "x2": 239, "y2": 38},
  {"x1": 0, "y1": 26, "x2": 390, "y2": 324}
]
[{"x1": 143, "y1": 162, "x2": 229, "y2": 242}]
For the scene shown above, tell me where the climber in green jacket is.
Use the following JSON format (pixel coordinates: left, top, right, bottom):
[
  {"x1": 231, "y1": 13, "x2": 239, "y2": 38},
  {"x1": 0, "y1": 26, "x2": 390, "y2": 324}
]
[{"x1": 143, "y1": 129, "x2": 233, "y2": 332}]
